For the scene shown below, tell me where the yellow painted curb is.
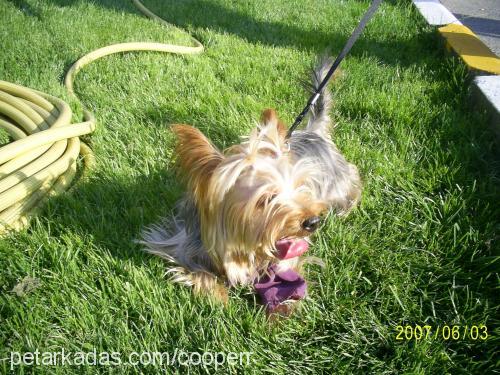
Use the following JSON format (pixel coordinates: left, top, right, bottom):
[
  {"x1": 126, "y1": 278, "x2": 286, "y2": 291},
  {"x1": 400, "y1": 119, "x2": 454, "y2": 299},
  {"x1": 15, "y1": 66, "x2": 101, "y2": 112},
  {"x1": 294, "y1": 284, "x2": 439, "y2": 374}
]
[{"x1": 439, "y1": 24, "x2": 500, "y2": 74}]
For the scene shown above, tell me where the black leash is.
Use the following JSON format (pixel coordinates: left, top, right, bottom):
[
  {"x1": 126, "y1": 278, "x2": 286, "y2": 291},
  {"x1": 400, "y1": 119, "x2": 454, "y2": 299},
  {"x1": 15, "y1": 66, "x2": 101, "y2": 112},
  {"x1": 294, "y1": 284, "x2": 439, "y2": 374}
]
[{"x1": 286, "y1": 0, "x2": 383, "y2": 139}]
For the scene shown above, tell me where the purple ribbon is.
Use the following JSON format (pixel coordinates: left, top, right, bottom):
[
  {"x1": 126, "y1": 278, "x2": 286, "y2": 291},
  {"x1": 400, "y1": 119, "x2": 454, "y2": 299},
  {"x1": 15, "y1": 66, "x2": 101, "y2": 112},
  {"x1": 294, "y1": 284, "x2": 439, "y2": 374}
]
[{"x1": 254, "y1": 265, "x2": 307, "y2": 312}]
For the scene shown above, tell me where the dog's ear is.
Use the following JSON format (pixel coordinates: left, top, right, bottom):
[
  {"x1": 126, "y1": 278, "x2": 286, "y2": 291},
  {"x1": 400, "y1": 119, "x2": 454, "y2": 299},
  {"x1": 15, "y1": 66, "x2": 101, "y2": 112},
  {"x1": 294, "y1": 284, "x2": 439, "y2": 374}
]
[
  {"x1": 260, "y1": 108, "x2": 287, "y2": 139},
  {"x1": 171, "y1": 125, "x2": 223, "y2": 199}
]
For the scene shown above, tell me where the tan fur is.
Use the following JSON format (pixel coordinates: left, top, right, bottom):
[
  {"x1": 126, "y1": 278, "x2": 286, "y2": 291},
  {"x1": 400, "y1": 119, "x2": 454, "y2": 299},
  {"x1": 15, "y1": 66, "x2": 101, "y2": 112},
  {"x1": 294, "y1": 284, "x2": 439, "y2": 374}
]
[
  {"x1": 261, "y1": 108, "x2": 287, "y2": 139},
  {"x1": 191, "y1": 271, "x2": 228, "y2": 303},
  {"x1": 171, "y1": 124, "x2": 223, "y2": 209}
]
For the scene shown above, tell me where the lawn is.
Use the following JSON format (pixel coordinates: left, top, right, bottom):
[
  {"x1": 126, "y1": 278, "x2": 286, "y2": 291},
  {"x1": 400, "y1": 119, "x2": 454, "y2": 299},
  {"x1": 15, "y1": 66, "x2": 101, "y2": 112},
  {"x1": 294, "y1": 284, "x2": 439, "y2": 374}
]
[{"x1": 0, "y1": 0, "x2": 498, "y2": 373}]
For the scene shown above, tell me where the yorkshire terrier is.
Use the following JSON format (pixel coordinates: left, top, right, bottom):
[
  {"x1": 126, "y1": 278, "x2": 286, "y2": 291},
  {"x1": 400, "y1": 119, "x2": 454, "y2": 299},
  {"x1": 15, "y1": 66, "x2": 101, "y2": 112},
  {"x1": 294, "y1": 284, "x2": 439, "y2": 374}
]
[{"x1": 139, "y1": 59, "x2": 361, "y2": 313}]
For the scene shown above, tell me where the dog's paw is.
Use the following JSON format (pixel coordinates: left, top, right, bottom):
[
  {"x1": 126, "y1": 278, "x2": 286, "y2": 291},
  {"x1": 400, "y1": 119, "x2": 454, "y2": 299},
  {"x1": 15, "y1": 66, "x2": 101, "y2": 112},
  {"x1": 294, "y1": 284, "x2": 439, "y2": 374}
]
[{"x1": 212, "y1": 283, "x2": 229, "y2": 305}]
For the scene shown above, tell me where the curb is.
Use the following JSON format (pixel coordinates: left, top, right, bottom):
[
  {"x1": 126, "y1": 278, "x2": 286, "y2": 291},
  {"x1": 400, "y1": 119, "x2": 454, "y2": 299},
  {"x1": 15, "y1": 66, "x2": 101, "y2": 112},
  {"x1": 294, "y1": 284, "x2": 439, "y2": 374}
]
[
  {"x1": 412, "y1": 0, "x2": 500, "y2": 130},
  {"x1": 472, "y1": 76, "x2": 500, "y2": 137},
  {"x1": 439, "y1": 23, "x2": 500, "y2": 75}
]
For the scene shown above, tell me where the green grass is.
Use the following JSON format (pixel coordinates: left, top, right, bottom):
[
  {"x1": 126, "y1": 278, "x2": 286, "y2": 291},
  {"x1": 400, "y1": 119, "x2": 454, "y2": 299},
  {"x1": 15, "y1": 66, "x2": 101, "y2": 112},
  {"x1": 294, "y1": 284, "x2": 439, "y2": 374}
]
[{"x1": 1, "y1": 0, "x2": 499, "y2": 373}]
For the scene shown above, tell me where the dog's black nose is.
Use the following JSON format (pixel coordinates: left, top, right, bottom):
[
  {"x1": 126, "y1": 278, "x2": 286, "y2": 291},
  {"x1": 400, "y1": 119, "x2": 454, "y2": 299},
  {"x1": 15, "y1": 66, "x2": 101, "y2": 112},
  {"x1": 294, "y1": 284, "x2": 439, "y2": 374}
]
[{"x1": 302, "y1": 216, "x2": 321, "y2": 232}]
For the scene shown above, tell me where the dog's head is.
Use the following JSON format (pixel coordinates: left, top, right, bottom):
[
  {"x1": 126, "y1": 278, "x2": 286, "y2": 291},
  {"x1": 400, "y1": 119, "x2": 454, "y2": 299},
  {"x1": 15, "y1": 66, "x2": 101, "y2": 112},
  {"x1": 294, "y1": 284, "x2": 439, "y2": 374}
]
[{"x1": 172, "y1": 109, "x2": 359, "y2": 283}]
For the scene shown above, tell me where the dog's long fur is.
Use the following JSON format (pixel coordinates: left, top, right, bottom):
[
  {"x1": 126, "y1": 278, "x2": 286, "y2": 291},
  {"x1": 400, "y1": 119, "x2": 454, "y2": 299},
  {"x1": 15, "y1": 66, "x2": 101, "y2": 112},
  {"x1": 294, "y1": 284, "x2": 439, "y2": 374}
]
[{"x1": 138, "y1": 59, "x2": 361, "y2": 302}]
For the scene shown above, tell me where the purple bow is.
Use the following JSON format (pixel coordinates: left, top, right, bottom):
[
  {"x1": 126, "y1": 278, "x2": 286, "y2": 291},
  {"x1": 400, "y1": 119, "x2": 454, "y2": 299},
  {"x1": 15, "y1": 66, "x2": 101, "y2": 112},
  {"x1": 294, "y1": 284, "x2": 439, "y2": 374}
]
[{"x1": 254, "y1": 265, "x2": 307, "y2": 312}]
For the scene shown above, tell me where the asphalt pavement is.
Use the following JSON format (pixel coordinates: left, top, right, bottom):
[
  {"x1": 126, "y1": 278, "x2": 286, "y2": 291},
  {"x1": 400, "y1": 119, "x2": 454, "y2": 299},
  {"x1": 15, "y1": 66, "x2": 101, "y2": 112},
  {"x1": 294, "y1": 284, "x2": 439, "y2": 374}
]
[{"x1": 439, "y1": 0, "x2": 500, "y2": 56}]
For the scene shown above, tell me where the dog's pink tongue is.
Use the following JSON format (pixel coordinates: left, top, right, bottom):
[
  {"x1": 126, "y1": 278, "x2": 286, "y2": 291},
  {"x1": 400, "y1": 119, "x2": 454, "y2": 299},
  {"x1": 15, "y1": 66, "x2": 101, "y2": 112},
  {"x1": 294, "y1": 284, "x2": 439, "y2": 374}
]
[{"x1": 276, "y1": 239, "x2": 309, "y2": 260}]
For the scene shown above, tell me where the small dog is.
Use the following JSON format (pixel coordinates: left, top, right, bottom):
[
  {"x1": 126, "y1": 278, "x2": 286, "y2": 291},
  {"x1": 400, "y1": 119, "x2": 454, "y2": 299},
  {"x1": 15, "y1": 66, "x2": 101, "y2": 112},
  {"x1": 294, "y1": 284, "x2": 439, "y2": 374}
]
[{"x1": 139, "y1": 59, "x2": 361, "y2": 310}]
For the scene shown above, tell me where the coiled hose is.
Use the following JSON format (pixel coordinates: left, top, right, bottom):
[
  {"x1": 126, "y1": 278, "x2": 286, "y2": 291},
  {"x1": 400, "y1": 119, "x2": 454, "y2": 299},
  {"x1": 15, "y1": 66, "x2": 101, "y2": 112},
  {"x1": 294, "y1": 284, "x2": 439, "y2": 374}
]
[{"x1": 0, "y1": 0, "x2": 203, "y2": 234}]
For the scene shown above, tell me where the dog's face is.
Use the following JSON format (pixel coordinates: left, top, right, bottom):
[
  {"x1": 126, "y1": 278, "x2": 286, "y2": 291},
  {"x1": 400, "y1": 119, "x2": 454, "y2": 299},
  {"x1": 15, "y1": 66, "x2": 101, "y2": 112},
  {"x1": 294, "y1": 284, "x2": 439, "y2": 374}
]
[
  {"x1": 211, "y1": 115, "x2": 330, "y2": 260},
  {"x1": 172, "y1": 109, "x2": 359, "y2": 284}
]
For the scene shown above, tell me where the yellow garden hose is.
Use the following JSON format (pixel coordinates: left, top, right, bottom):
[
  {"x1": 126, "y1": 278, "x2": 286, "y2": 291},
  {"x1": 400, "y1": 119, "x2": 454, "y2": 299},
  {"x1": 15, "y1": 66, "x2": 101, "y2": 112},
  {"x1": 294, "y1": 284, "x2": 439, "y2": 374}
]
[{"x1": 0, "y1": 0, "x2": 203, "y2": 234}]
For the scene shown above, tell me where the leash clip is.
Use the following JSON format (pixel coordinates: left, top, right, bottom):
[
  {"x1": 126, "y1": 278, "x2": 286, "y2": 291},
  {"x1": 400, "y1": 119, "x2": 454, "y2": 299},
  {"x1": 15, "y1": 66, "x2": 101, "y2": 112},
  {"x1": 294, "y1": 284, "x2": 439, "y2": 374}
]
[{"x1": 283, "y1": 141, "x2": 291, "y2": 153}]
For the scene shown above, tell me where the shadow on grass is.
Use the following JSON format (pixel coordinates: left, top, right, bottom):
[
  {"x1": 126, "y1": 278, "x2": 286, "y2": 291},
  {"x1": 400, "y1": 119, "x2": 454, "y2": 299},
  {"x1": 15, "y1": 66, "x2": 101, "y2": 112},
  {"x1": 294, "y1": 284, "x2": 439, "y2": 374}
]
[
  {"x1": 5, "y1": 0, "x2": 42, "y2": 18},
  {"x1": 136, "y1": 104, "x2": 245, "y2": 149},
  {"x1": 14, "y1": 0, "x2": 437, "y2": 67},
  {"x1": 37, "y1": 167, "x2": 181, "y2": 265}
]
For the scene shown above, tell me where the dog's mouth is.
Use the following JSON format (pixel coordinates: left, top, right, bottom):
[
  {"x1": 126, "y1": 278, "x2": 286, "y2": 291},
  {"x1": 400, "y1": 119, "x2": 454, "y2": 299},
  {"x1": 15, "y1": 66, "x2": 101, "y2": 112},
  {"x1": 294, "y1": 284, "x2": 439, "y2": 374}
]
[{"x1": 275, "y1": 238, "x2": 309, "y2": 260}]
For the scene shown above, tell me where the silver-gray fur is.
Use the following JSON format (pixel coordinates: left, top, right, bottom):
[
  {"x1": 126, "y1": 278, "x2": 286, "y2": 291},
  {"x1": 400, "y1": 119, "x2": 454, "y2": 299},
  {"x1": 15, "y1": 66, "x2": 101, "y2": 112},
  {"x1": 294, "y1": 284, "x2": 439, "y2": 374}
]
[
  {"x1": 138, "y1": 198, "x2": 216, "y2": 275},
  {"x1": 305, "y1": 57, "x2": 334, "y2": 138},
  {"x1": 292, "y1": 57, "x2": 360, "y2": 213},
  {"x1": 289, "y1": 131, "x2": 360, "y2": 214}
]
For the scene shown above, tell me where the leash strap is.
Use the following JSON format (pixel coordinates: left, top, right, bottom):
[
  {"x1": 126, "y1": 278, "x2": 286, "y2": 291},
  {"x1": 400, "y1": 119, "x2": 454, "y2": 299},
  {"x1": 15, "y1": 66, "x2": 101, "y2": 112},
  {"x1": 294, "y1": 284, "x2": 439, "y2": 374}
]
[{"x1": 286, "y1": 0, "x2": 383, "y2": 138}]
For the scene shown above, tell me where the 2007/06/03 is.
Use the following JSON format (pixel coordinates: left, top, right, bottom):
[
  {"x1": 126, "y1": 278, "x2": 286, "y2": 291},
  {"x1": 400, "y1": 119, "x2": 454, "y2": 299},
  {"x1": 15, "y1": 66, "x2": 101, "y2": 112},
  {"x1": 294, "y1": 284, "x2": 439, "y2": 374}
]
[{"x1": 395, "y1": 325, "x2": 488, "y2": 341}]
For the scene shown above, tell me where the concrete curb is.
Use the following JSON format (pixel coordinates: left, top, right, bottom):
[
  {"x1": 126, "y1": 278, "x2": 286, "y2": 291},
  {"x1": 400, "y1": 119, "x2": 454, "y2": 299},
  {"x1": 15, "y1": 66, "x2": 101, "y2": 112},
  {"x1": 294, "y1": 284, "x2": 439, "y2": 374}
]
[
  {"x1": 413, "y1": 0, "x2": 461, "y2": 26},
  {"x1": 412, "y1": 0, "x2": 500, "y2": 130},
  {"x1": 472, "y1": 76, "x2": 500, "y2": 136}
]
